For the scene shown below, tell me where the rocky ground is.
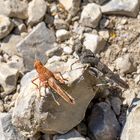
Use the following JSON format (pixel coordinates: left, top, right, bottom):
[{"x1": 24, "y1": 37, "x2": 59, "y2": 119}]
[{"x1": 0, "y1": 0, "x2": 140, "y2": 140}]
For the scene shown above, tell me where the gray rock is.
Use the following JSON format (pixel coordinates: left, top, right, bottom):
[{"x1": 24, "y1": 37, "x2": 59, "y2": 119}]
[
  {"x1": 0, "y1": 100, "x2": 4, "y2": 112},
  {"x1": 1, "y1": 34, "x2": 24, "y2": 56},
  {"x1": 54, "y1": 18, "x2": 69, "y2": 30},
  {"x1": 88, "y1": 0, "x2": 110, "y2": 5},
  {"x1": 110, "y1": 97, "x2": 122, "y2": 115},
  {"x1": 88, "y1": 102, "x2": 121, "y2": 140},
  {"x1": 83, "y1": 33, "x2": 106, "y2": 54},
  {"x1": 120, "y1": 100, "x2": 140, "y2": 140},
  {"x1": 0, "y1": 15, "x2": 14, "y2": 39},
  {"x1": 0, "y1": 62, "x2": 19, "y2": 96},
  {"x1": 53, "y1": 129, "x2": 86, "y2": 140},
  {"x1": 115, "y1": 54, "x2": 135, "y2": 74},
  {"x1": 0, "y1": 113, "x2": 26, "y2": 140},
  {"x1": 80, "y1": 3, "x2": 102, "y2": 28},
  {"x1": 12, "y1": 58, "x2": 99, "y2": 137},
  {"x1": 28, "y1": 0, "x2": 47, "y2": 26},
  {"x1": 56, "y1": 29, "x2": 70, "y2": 42},
  {"x1": 101, "y1": 0, "x2": 139, "y2": 17},
  {"x1": 0, "y1": 0, "x2": 28, "y2": 19},
  {"x1": 16, "y1": 22, "x2": 55, "y2": 71}
]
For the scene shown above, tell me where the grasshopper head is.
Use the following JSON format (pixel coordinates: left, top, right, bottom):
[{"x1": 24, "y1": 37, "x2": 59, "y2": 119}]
[{"x1": 34, "y1": 59, "x2": 43, "y2": 70}]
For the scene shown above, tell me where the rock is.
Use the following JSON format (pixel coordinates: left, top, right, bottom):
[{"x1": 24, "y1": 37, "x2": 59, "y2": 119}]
[
  {"x1": 88, "y1": 0, "x2": 110, "y2": 5},
  {"x1": 88, "y1": 102, "x2": 121, "y2": 140},
  {"x1": 80, "y1": 3, "x2": 102, "y2": 28},
  {"x1": 0, "y1": 113, "x2": 26, "y2": 140},
  {"x1": 63, "y1": 47, "x2": 73, "y2": 55},
  {"x1": 110, "y1": 97, "x2": 122, "y2": 115},
  {"x1": 99, "y1": 30, "x2": 109, "y2": 40},
  {"x1": 47, "y1": 56, "x2": 61, "y2": 64},
  {"x1": 53, "y1": 129, "x2": 86, "y2": 140},
  {"x1": 12, "y1": 58, "x2": 99, "y2": 137},
  {"x1": 59, "y1": 0, "x2": 81, "y2": 16},
  {"x1": 28, "y1": 0, "x2": 47, "y2": 26},
  {"x1": 99, "y1": 17, "x2": 110, "y2": 29},
  {"x1": 0, "y1": 62, "x2": 19, "y2": 96},
  {"x1": 83, "y1": 33, "x2": 106, "y2": 54},
  {"x1": 115, "y1": 54, "x2": 135, "y2": 74},
  {"x1": 77, "y1": 122, "x2": 87, "y2": 136},
  {"x1": 0, "y1": 15, "x2": 14, "y2": 39},
  {"x1": 54, "y1": 18, "x2": 69, "y2": 30},
  {"x1": 101, "y1": 0, "x2": 139, "y2": 17},
  {"x1": 56, "y1": 29, "x2": 70, "y2": 42},
  {"x1": 0, "y1": 0, "x2": 28, "y2": 19},
  {"x1": 120, "y1": 100, "x2": 140, "y2": 140},
  {"x1": 1, "y1": 34, "x2": 24, "y2": 56},
  {"x1": 0, "y1": 100, "x2": 4, "y2": 112},
  {"x1": 16, "y1": 22, "x2": 55, "y2": 71}
]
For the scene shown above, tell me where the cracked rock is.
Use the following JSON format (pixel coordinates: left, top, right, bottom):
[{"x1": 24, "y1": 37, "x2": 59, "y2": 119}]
[
  {"x1": 16, "y1": 22, "x2": 55, "y2": 71},
  {"x1": 12, "y1": 58, "x2": 98, "y2": 137},
  {"x1": 80, "y1": 3, "x2": 102, "y2": 28},
  {"x1": 0, "y1": 15, "x2": 14, "y2": 39}
]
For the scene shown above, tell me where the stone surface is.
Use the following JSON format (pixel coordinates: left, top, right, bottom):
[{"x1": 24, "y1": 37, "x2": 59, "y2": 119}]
[
  {"x1": 54, "y1": 129, "x2": 86, "y2": 140},
  {"x1": 110, "y1": 97, "x2": 122, "y2": 115},
  {"x1": 16, "y1": 22, "x2": 55, "y2": 71},
  {"x1": 63, "y1": 47, "x2": 73, "y2": 55},
  {"x1": 80, "y1": 3, "x2": 102, "y2": 28},
  {"x1": 0, "y1": 113, "x2": 26, "y2": 140},
  {"x1": 56, "y1": 29, "x2": 70, "y2": 42},
  {"x1": 28, "y1": 0, "x2": 47, "y2": 26},
  {"x1": 83, "y1": 33, "x2": 106, "y2": 54},
  {"x1": 0, "y1": 0, "x2": 28, "y2": 19},
  {"x1": 101, "y1": 0, "x2": 139, "y2": 17},
  {"x1": 59, "y1": 0, "x2": 81, "y2": 16},
  {"x1": 1, "y1": 34, "x2": 24, "y2": 56},
  {"x1": 0, "y1": 62, "x2": 19, "y2": 96},
  {"x1": 88, "y1": 0, "x2": 110, "y2": 5},
  {"x1": 0, "y1": 15, "x2": 14, "y2": 39},
  {"x1": 121, "y1": 100, "x2": 140, "y2": 140},
  {"x1": 88, "y1": 102, "x2": 121, "y2": 140},
  {"x1": 115, "y1": 54, "x2": 135, "y2": 74},
  {"x1": 54, "y1": 19, "x2": 69, "y2": 30},
  {"x1": 12, "y1": 58, "x2": 99, "y2": 137}
]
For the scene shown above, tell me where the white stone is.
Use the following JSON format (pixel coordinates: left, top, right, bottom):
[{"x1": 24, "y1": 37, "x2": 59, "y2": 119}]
[
  {"x1": 63, "y1": 47, "x2": 73, "y2": 55},
  {"x1": 115, "y1": 54, "x2": 135, "y2": 74},
  {"x1": 0, "y1": 0, "x2": 28, "y2": 19},
  {"x1": 28, "y1": 0, "x2": 47, "y2": 26},
  {"x1": 83, "y1": 33, "x2": 106, "y2": 54},
  {"x1": 101, "y1": 0, "x2": 139, "y2": 17},
  {"x1": 0, "y1": 15, "x2": 14, "y2": 39},
  {"x1": 80, "y1": 3, "x2": 102, "y2": 28},
  {"x1": 56, "y1": 29, "x2": 70, "y2": 42},
  {"x1": 99, "y1": 30, "x2": 109, "y2": 40}
]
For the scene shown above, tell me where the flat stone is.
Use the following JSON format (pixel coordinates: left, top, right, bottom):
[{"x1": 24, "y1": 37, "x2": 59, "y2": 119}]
[
  {"x1": 0, "y1": 15, "x2": 14, "y2": 39},
  {"x1": 101, "y1": 0, "x2": 139, "y2": 17},
  {"x1": 12, "y1": 58, "x2": 99, "y2": 137},
  {"x1": 54, "y1": 129, "x2": 86, "y2": 140},
  {"x1": 80, "y1": 3, "x2": 102, "y2": 28},
  {"x1": 83, "y1": 33, "x2": 106, "y2": 54},
  {"x1": 121, "y1": 100, "x2": 140, "y2": 140},
  {"x1": 0, "y1": 113, "x2": 26, "y2": 140},
  {"x1": 0, "y1": 0, "x2": 28, "y2": 19},
  {"x1": 88, "y1": 102, "x2": 121, "y2": 140},
  {"x1": 1, "y1": 34, "x2": 24, "y2": 56},
  {"x1": 28, "y1": 0, "x2": 47, "y2": 26},
  {"x1": 0, "y1": 62, "x2": 19, "y2": 96},
  {"x1": 16, "y1": 22, "x2": 55, "y2": 71},
  {"x1": 56, "y1": 29, "x2": 70, "y2": 42}
]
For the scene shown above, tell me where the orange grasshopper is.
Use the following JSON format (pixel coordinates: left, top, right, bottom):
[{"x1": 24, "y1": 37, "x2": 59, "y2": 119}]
[{"x1": 32, "y1": 59, "x2": 75, "y2": 105}]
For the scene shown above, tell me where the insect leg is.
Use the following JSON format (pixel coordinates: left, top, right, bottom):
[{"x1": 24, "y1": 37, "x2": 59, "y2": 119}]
[
  {"x1": 32, "y1": 77, "x2": 39, "y2": 88},
  {"x1": 54, "y1": 72, "x2": 68, "y2": 84}
]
